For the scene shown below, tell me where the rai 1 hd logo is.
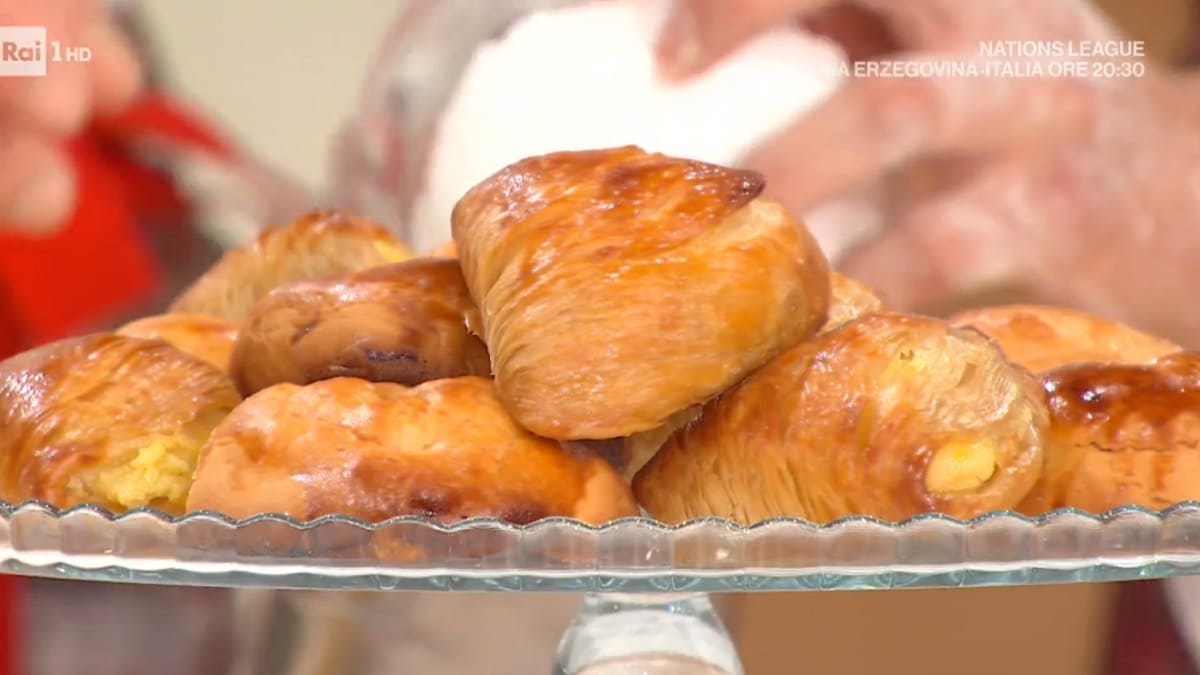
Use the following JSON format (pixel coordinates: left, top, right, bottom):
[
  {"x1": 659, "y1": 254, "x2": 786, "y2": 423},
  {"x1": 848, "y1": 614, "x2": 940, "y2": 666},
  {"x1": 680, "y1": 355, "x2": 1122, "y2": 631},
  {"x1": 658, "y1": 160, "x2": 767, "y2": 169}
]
[{"x1": 0, "y1": 26, "x2": 92, "y2": 77}]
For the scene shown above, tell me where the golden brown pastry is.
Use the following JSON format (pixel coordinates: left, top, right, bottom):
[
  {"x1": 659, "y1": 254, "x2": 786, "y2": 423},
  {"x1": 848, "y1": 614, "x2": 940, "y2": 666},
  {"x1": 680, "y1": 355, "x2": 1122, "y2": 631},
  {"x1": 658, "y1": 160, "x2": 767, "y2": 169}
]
[
  {"x1": 230, "y1": 258, "x2": 490, "y2": 397},
  {"x1": 607, "y1": 272, "x2": 882, "y2": 482},
  {"x1": 426, "y1": 241, "x2": 458, "y2": 258},
  {"x1": 117, "y1": 314, "x2": 239, "y2": 374},
  {"x1": 0, "y1": 334, "x2": 241, "y2": 515},
  {"x1": 822, "y1": 272, "x2": 885, "y2": 332},
  {"x1": 559, "y1": 405, "x2": 705, "y2": 480},
  {"x1": 452, "y1": 146, "x2": 831, "y2": 440},
  {"x1": 170, "y1": 209, "x2": 414, "y2": 322},
  {"x1": 620, "y1": 406, "x2": 703, "y2": 481},
  {"x1": 186, "y1": 376, "x2": 638, "y2": 525},
  {"x1": 1018, "y1": 352, "x2": 1200, "y2": 515},
  {"x1": 948, "y1": 305, "x2": 1179, "y2": 373},
  {"x1": 633, "y1": 313, "x2": 1048, "y2": 524}
]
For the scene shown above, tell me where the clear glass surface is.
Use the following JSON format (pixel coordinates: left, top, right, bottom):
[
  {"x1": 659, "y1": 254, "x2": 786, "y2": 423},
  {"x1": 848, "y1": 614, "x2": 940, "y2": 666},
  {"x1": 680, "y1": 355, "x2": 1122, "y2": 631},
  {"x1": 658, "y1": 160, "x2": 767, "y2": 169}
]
[
  {"x1": 4, "y1": 499, "x2": 1200, "y2": 592},
  {"x1": 555, "y1": 594, "x2": 741, "y2": 675}
]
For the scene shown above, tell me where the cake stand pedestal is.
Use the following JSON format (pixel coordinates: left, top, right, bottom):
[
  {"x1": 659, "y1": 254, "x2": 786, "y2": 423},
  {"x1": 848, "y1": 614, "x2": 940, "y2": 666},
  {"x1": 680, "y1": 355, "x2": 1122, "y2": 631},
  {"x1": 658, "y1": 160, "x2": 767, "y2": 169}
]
[{"x1": 555, "y1": 593, "x2": 740, "y2": 674}]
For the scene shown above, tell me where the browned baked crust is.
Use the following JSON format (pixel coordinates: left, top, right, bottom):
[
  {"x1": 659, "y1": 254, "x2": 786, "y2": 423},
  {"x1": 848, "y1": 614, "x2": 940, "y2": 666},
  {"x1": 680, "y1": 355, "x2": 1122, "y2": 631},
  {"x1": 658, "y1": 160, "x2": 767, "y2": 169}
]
[
  {"x1": 452, "y1": 146, "x2": 831, "y2": 440},
  {"x1": 634, "y1": 313, "x2": 1048, "y2": 524},
  {"x1": 1018, "y1": 352, "x2": 1200, "y2": 514},
  {"x1": 230, "y1": 258, "x2": 490, "y2": 397},
  {"x1": 117, "y1": 314, "x2": 239, "y2": 374},
  {"x1": 170, "y1": 209, "x2": 413, "y2": 322},
  {"x1": 186, "y1": 376, "x2": 638, "y2": 525},
  {"x1": 822, "y1": 272, "x2": 885, "y2": 332},
  {"x1": 948, "y1": 305, "x2": 1179, "y2": 373},
  {"x1": 0, "y1": 334, "x2": 240, "y2": 515},
  {"x1": 620, "y1": 406, "x2": 703, "y2": 481}
]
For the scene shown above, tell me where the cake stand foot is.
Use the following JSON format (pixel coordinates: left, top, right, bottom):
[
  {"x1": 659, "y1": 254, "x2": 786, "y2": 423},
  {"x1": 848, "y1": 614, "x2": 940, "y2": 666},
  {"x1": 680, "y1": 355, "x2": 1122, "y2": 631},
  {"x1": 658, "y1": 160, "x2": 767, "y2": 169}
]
[{"x1": 553, "y1": 592, "x2": 743, "y2": 675}]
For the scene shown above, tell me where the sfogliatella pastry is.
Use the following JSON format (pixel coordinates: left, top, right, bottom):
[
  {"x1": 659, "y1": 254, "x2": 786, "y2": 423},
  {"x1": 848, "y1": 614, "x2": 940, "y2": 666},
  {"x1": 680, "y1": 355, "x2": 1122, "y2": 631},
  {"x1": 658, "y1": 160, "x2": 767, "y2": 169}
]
[
  {"x1": 1018, "y1": 352, "x2": 1200, "y2": 514},
  {"x1": 186, "y1": 376, "x2": 638, "y2": 525},
  {"x1": 633, "y1": 313, "x2": 1048, "y2": 524},
  {"x1": 452, "y1": 146, "x2": 832, "y2": 440},
  {"x1": 619, "y1": 406, "x2": 703, "y2": 481},
  {"x1": 563, "y1": 405, "x2": 705, "y2": 480},
  {"x1": 170, "y1": 210, "x2": 414, "y2": 322},
  {"x1": 949, "y1": 305, "x2": 1179, "y2": 373},
  {"x1": 822, "y1": 272, "x2": 885, "y2": 332},
  {"x1": 0, "y1": 334, "x2": 241, "y2": 515},
  {"x1": 230, "y1": 258, "x2": 490, "y2": 397},
  {"x1": 117, "y1": 314, "x2": 239, "y2": 374}
]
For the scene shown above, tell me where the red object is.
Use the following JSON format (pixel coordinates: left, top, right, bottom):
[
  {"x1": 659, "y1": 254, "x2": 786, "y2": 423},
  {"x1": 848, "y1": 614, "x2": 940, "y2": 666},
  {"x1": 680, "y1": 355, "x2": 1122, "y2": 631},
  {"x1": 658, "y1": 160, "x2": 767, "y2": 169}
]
[
  {"x1": 1109, "y1": 582, "x2": 1199, "y2": 675},
  {"x1": 0, "y1": 94, "x2": 236, "y2": 350},
  {"x1": 0, "y1": 136, "x2": 162, "y2": 345},
  {"x1": 0, "y1": 91, "x2": 240, "y2": 675}
]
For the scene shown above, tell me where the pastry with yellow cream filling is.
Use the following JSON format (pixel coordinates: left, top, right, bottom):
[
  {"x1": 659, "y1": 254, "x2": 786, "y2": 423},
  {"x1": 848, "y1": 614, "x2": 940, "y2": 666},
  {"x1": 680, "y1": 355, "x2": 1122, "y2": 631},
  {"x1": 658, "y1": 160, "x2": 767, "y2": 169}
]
[
  {"x1": 0, "y1": 334, "x2": 240, "y2": 515},
  {"x1": 633, "y1": 313, "x2": 1048, "y2": 524}
]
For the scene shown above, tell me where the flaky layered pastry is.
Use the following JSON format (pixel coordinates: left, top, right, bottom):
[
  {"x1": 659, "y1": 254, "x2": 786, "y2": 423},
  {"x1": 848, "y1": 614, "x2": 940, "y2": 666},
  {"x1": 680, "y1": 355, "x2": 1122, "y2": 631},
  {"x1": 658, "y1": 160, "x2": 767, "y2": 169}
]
[
  {"x1": 561, "y1": 405, "x2": 705, "y2": 481},
  {"x1": 633, "y1": 313, "x2": 1048, "y2": 524},
  {"x1": 612, "y1": 272, "x2": 869, "y2": 474},
  {"x1": 619, "y1": 406, "x2": 703, "y2": 481},
  {"x1": 1018, "y1": 352, "x2": 1200, "y2": 515},
  {"x1": 170, "y1": 210, "x2": 413, "y2": 322},
  {"x1": 822, "y1": 272, "x2": 885, "y2": 332},
  {"x1": 230, "y1": 258, "x2": 490, "y2": 397},
  {"x1": 0, "y1": 334, "x2": 240, "y2": 515},
  {"x1": 949, "y1": 305, "x2": 1179, "y2": 373},
  {"x1": 451, "y1": 146, "x2": 832, "y2": 440},
  {"x1": 186, "y1": 376, "x2": 638, "y2": 525},
  {"x1": 117, "y1": 314, "x2": 239, "y2": 374}
]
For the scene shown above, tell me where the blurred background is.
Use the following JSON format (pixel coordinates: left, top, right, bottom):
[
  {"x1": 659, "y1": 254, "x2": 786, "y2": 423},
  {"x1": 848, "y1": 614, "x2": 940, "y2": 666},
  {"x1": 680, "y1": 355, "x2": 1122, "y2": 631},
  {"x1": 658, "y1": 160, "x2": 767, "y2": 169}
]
[
  {"x1": 138, "y1": 0, "x2": 1195, "y2": 199},
  {"x1": 4, "y1": 0, "x2": 1200, "y2": 674},
  {"x1": 137, "y1": 0, "x2": 395, "y2": 195}
]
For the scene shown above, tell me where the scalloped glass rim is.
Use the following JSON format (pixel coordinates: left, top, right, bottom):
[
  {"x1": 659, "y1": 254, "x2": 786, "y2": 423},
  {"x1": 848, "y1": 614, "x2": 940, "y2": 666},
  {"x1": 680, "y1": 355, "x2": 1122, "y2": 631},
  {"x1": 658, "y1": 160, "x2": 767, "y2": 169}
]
[
  {"x1": 6, "y1": 499, "x2": 1200, "y2": 529},
  {"x1": 4, "y1": 499, "x2": 1200, "y2": 592}
]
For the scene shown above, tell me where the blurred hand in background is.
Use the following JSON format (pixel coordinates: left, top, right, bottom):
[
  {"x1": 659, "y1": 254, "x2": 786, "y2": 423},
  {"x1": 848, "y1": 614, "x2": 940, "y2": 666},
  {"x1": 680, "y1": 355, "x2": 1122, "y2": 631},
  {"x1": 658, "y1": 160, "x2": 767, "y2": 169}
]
[
  {"x1": 657, "y1": 0, "x2": 1200, "y2": 345},
  {"x1": 0, "y1": 0, "x2": 142, "y2": 233}
]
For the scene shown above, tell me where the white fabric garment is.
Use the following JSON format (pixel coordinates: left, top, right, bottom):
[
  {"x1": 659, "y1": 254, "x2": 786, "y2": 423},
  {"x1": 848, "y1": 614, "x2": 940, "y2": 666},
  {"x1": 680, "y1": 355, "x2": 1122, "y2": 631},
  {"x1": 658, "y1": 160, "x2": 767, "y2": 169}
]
[{"x1": 407, "y1": 0, "x2": 881, "y2": 259}]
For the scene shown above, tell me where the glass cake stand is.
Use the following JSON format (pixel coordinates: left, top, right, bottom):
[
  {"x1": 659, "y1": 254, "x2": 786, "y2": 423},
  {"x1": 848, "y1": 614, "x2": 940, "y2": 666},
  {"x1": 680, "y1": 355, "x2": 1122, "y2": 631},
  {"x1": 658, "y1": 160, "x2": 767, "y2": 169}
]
[{"x1": 4, "y1": 500, "x2": 1200, "y2": 674}]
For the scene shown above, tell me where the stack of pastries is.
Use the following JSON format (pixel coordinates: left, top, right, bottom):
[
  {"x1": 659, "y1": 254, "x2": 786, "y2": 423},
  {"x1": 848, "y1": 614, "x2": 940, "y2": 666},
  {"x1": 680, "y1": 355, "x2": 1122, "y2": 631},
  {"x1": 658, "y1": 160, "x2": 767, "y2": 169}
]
[{"x1": 1, "y1": 146, "x2": 1197, "y2": 534}]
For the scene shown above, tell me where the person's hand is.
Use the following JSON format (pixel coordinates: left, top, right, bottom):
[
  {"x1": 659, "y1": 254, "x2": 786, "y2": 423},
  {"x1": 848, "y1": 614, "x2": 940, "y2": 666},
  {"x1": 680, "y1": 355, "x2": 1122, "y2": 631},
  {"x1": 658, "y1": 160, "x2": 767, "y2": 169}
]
[
  {"x1": 656, "y1": 0, "x2": 1200, "y2": 345},
  {"x1": 0, "y1": 0, "x2": 142, "y2": 232}
]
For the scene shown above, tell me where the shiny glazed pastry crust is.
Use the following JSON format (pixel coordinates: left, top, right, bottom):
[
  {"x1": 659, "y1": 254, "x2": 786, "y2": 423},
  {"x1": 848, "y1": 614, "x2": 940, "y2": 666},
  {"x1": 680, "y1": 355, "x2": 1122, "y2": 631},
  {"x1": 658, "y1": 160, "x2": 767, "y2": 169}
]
[
  {"x1": 451, "y1": 146, "x2": 832, "y2": 440},
  {"x1": 117, "y1": 314, "x2": 239, "y2": 375},
  {"x1": 170, "y1": 210, "x2": 414, "y2": 322},
  {"x1": 230, "y1": 258, "x2": 490, "y2": 397},
  {"x1": 617, "y1": 270, "x2": 890, "y2": 483},
  {"x1": 6, "y1": 145, "x2": 1200, "y2": 527},
  {"x1": 633, "y1": 313, "x2": 1048, "y2": 524},
  {"x1": 1018, "y1": 353, "x2": 1200, "y2": 514},
  {"x1": 949, "y1": 305, "x2": 1180, "y2": 373},
  {"x1": 186, "y1": 376, "x2": 638, "y2": 525},
  {"x1": 0, "y1": 335, "x2": 241, "y2": 515}
]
